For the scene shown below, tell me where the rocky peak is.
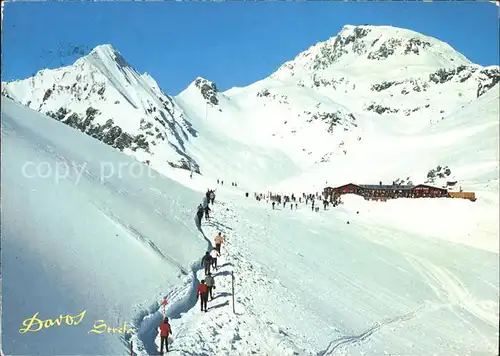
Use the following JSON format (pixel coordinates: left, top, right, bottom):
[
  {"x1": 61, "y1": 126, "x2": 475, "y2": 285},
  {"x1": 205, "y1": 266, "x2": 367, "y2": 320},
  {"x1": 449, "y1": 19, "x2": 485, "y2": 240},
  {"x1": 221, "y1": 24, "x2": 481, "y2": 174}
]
[
  {"x1": 82, "y1": 44, "x2": 130, "y2": 68},
  {"x1": 193, "y1": 77, "x2": 219, "y2": 105},
  {"x1": 2, "y1": 44, "x2": 202, "y2": 175},
  {"x1": 272, "y1": 25, "x2": 471, "y2": 81}
]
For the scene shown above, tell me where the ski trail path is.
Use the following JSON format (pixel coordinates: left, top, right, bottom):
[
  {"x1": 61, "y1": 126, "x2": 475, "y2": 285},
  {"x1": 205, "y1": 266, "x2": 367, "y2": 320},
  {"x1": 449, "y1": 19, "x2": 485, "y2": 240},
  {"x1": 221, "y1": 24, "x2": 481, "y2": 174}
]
[
  {"x1": 146, "y1": 199, "x2": 316, "y2": 355},
  {"x1": 130, "y1": 198, "x2": 213, "y2": 355}
]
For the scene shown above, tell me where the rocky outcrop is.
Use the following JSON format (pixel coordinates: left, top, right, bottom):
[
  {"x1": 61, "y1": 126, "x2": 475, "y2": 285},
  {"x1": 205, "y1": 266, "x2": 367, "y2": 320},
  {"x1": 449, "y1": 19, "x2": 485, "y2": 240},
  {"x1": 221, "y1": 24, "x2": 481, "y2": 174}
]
[
  {"x1": 425, "y1": 165, "x2": 452, "y2": 184},
  {"x1": 45, "y1": 106, "x2": 150, "y2": 153},
  {"x1": 194, "y1": 78, "x2": 219, "y2": 105},
  {"x1": 302, "y1": 109, "x2": 357, "y2": 133},
  {"x1": 365, "y1": 103, "x2": 399, "y2": 115}
]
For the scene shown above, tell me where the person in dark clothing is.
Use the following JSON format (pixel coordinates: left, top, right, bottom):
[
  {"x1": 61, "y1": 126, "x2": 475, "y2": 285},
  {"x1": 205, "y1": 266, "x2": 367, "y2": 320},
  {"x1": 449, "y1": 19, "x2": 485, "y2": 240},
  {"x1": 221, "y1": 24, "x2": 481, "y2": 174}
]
[
  {"x1": 272, "y1": 201, "x2": 275, "y2": 209},
  {"x1": 204, "y1": 205, "x2": 211, "y2": 220},
  {"x1": 197, "y1": 280, "x2": 209, "y2": 312},
  {"x1": 295, "y1": 203, "x2": 298, "y2": 209},
  {"x1": 201, "y1": 252, "x2": 212, "y2": 274},
  {"x1": 205, "y1": 273, "x2": 215, "y2": 300},
  {"x1": 159, "y1": 317, "x2": 172, "y2": 354},
  {"x1": 196, "y1": 204, "x2": 204, "y2": 225}
]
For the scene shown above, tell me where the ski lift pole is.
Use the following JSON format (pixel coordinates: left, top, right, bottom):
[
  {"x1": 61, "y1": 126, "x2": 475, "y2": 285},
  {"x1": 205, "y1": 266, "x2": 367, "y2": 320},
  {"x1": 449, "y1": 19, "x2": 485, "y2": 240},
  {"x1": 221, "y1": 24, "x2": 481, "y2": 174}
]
[
  {"x1": 161, "y1": 298, "x2": 168, "y2": 318},
  {"x1": 231, "y1": 271, "x2": 235, "y2": 314}
]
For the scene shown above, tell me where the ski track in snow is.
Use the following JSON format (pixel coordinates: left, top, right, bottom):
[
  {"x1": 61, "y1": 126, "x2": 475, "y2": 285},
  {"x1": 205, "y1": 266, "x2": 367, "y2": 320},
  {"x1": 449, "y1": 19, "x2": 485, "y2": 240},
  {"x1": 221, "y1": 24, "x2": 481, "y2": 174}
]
[
  {"x1": 317, "y1": 303, "x2": 426, "y2": 356},
  {"x1": 405, "y1": 255, "x2": 499, "y2": 331}
]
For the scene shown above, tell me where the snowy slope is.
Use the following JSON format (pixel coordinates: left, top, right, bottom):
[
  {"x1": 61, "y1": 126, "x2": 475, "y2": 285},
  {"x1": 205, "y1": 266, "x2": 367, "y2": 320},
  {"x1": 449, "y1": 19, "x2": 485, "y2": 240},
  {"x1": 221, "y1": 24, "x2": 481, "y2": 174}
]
[
  {"x1": 1, "y1": 23, "x2": 499, "y2": 356},
  {"x1": 1, "y1": 97, "x2": 209, "y2": 355},
  {"x1": 136, "y1": 190, "x2": 498, "y2": 356}
]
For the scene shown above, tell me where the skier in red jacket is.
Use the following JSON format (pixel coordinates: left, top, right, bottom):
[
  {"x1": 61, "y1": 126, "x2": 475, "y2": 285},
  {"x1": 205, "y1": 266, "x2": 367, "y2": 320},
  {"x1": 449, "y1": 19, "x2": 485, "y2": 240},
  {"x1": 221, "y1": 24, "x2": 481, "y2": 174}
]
[
  {"x1": 197, "y1": 280, "x2": 209, "y2": 312},
  {"x1": 159, "y1": 317, "x2": 172, "y2": 354}
]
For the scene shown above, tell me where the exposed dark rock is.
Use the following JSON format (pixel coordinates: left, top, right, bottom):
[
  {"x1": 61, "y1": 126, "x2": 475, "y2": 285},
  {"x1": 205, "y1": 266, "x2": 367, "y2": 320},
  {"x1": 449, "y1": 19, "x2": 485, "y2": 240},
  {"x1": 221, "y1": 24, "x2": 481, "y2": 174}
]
[
  {"x1": 131, "y1": 134, "x2": 150, "y2": 152},
  {"x1": 367, "y1": 38, "x2": 400, "y2": 60},
  {"x1": 429, "y1": 65, "x2": 477, "y2": 85},
  {"x1": 55, "y1": 107, "x2": 70, "y2": 121},
  {"x1": 114, "y1": 132, "x2": 133, "y2": 151},
  {"x1": 304, "y1": 110, "x2": 357, "y2": 133},
  {"x1": 43, "y1": 89, "x2": 53, "y2": 102},
  {"x1": 195, "y1": 78, "x2": 219, "y2": 105},
  {"x1": 366, "y1": 103, "x2": 399, "y2": 114},
  {"x1": 477, "y1": 67, "x2": 500, "y2": 98},
  {"x1": 1, "y1": 88, "x2": 13, "y2": 100},
  {"x1": 371, "y1": 81, "x2": 398, "y2": 92},
  {"x1": 403, "y1": 38, "x2": 431, "y2": 55},
  {"x1": 257, "y1": 88, "x2": 271, "y2": 97},
  {"x1": 425, "y1": 165, "x2": 451, "y2": 184}
]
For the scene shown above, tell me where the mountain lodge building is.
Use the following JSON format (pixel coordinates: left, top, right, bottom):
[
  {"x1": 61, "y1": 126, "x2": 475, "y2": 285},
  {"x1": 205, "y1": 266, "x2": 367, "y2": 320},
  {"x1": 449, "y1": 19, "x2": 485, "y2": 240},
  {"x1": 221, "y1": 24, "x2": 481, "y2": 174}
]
[{"x1": 324, "y1": 183, "x2": 475, "y2": 202}]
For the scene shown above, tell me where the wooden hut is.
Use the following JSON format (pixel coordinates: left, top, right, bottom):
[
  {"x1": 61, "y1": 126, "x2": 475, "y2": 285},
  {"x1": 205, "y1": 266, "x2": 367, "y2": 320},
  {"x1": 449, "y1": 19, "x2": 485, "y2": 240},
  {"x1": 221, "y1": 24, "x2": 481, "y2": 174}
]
[{"x1": 449, "y1": 191, "x2": 476, "y2": 201}]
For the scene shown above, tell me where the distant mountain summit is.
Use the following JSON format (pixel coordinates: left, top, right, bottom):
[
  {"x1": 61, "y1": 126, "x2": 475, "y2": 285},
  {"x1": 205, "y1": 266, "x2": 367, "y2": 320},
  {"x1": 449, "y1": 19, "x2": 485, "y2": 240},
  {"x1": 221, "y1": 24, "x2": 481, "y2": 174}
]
[
  {"x1": 272, "y1": 25, "x2": 472, "y2": 79},
  {"x1": 2, "y1": 44, "x2": 201, "y2": 173}
]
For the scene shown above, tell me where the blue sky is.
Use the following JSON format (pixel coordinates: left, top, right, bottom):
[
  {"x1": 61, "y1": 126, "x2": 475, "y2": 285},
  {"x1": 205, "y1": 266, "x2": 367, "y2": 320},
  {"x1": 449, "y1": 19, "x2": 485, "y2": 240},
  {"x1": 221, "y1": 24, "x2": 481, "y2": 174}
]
[{"x1": 2, "y1": 1, "x2": 499, "y2": 95}]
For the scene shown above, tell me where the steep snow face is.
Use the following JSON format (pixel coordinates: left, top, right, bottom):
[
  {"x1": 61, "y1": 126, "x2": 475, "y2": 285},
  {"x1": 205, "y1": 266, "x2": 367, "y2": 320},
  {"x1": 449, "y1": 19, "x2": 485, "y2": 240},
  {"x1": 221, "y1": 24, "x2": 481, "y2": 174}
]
[
  {"x1": 175, "y1": 77, "x2": 304, "y2": 189},
  {"x1": 1, "y1": 97, "x2": 207, "y2": 355},
  {"x1": 2, "y1": 44, "x2": 201, "y2": 173}
]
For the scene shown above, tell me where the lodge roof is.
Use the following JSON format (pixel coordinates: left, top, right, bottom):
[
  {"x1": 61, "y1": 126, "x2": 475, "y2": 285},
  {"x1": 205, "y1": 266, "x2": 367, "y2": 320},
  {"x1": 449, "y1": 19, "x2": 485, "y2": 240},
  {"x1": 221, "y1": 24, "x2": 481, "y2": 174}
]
[
  {"x1": 358, "y1": 184, "x2": 413, "y2": 190},
  {"x1": 326, "y1": 183, "x2": 447, "y2": 192}
]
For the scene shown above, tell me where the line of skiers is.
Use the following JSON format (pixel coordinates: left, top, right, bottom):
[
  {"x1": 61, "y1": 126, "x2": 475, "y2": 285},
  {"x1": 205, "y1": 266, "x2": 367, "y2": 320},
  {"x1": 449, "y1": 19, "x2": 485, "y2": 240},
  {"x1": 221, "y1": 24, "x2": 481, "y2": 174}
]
[
  {"x1": 158, "y1": 232, "x2": 227, "y2": 353},
  {"x1": 198, "y1": 232, "x2": 225, "y2": 312},
  {"x1": 196, "y1": 189, "x2": 217, "y2": 223}
]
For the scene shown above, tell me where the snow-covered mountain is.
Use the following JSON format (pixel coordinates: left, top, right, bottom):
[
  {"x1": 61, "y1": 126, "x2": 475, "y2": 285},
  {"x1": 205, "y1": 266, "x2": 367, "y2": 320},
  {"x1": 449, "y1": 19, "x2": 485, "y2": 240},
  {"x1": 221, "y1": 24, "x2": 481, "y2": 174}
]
[
  {"x1": 1, "y1": 23, "x2": 499, "y2": 356},
  {"x1": 2, "y1": 44, "x2": 201, "y2": 173},
  {"x1": 2, "y1": 24, "x2": 499, "y2": 194}
]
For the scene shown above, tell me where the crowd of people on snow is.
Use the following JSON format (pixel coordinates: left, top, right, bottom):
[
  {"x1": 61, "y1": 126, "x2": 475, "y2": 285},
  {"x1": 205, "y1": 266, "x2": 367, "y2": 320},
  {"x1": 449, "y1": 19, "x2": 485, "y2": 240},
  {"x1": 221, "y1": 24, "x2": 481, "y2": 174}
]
[
  {"x1": 158, "y1": 177, "x2": 352, "y2": 354},
  {"x1": 159, "y1": 190, "x2": 228, "y2": 354},
  {"x1": 249, "y1": 191, "x2": 343, "y2": 212}
]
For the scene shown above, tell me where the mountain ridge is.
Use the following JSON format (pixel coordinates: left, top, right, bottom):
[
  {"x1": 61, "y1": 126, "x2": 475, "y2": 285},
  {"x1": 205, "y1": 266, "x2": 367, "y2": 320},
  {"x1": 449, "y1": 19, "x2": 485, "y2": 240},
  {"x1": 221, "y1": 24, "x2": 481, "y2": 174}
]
[{"x1": 2, "y1": 24, "x2": 499, "y2": 192}]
